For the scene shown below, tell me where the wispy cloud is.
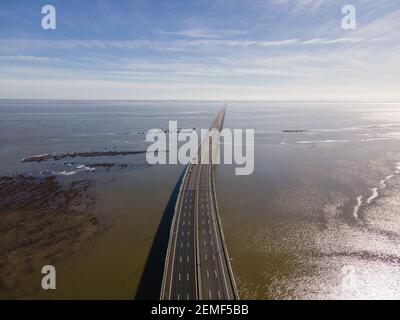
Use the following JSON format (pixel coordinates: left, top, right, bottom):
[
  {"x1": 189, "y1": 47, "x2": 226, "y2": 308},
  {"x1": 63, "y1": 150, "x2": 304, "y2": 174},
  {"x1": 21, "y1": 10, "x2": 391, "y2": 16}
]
[
  {"x1": 0, "y1": 37, "x2": 371, "y2": 52},
  {"x1": 0, "y1": 55, "x2": 60, "y2": 62},
  {"x1": 0, "y1": 0, "x2": 399, "y2": 100},
  {"x1": 156, "y1": 28, "x2": 248, "y2": 39},
  {"x1": 355, "y1": 9, "x2": 400, "y2": 40}
]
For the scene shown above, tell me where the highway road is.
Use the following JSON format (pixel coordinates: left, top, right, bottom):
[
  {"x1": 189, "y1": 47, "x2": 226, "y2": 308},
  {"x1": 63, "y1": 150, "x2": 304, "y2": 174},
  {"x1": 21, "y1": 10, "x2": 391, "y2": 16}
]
[{"x1": 161, "y1": 105, "x2": 237, "y2": 300}]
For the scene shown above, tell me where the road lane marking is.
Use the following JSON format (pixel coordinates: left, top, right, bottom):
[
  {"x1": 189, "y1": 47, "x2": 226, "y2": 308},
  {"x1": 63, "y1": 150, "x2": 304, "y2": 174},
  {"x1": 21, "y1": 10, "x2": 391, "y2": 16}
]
[
  {"x1": 218, "y1": 290, "x2": 221, "y2": 299},
  {"x1": 179, "y1": 256, "x2": 182, "y2": 263},
  {"x1": 207, "y1": 270, "x2": 209, "y2": 278},
  {"x1": 210, "y1": 192, "x2": 232, "y2": 300},
  {"x1": 187, "y1": 273, "x2": 190, "y2": 280},
  {"x1": 209, "y1": 290, "x2": 212, "y2": 299},
  {"x1": 178, "y1": 273, "x2": 181, "y2": 281},
  {"x1": 187, "y1": 256, "x2": 189, "y2": 262},
  {"x1": 215, "y1": 270, "x2": 218, "y2": 278},
  {"x1": 166, "y1": 119, "x2": 228, "y2": 300}
]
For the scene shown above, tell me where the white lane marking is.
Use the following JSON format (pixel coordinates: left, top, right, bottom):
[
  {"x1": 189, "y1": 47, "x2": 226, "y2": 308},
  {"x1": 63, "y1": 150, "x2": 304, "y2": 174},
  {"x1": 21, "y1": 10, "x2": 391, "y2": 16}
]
[
  {"x1": 178, "y1": 294, "x2": 180, "y2": 300},
  {"x1": 209, "y1": 290, "x2": 212, "y2": 299},
  {"x1": 205, "y1": 253, "x2": 208, "y2": 260},
  {"x1": 187, "y1": 273, "x2": 190, "y2": 281},
  {"x1": 207, "y1": 270, "x2": 210, "y2": 278},
  {"x1": 187, "y1": 293, "x2": 190, "y2": 300},
  {"x1": 203, "y1": 240, "x2": 206, "y2": 246},
  {"x1": 178, "y1": 273, "x2": 181, "y2": 281},
  {"x1": 218, "y1": 290, "x2": 221, "y2": 299},
  {"x1": 167, "y1": 173, "x2": 187, "y2": 299},
  {"x1": 188, "y1": 231, "x2": 190, "y2": 235},
  {"x1": 210, "y1": 241, "x2": 213, "y2": 247},
  {"x1": 179, "y1": 256, "x2": 182, "y2": 263},
  {"x1": 187, "y1": 242, "x2": 190, "y2": 248},
  {"x1": 215, "y1": 270, "x2": 218, "y2": 278},
  {"x1": 210, "y1": 195, "x2": 231, "y2": 300},
  {"x1": 187, "y1": 256, "x2": 189, "y2": 262},
  {"x1": 203, "y1": 229, "x2": 205, "y2": 234},
  {"x1": 180, "y1": 242, "x2": 183, "y2": 248}
]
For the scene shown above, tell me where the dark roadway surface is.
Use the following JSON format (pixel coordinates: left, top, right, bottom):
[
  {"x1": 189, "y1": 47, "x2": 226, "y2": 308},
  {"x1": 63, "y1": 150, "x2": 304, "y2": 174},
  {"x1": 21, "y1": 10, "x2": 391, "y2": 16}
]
[{"x1": 161, "y1": 106, "x2": 237, "y2": 300}]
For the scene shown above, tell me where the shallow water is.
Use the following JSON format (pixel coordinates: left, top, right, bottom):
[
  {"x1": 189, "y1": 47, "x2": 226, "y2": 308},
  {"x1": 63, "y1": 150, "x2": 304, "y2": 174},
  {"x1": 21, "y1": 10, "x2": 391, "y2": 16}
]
[
  {"x1": 219, "y1": 102, "x2": 400, "y2": 299},
  {"x1": 1, "y1": 100, "x2": 399, "y2": 299}
]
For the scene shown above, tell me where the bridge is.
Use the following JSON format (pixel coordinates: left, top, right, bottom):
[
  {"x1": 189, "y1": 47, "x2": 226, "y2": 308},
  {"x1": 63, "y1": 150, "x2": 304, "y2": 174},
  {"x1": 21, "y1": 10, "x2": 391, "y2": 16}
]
[{"x1": 160, "y1": 105, "x2": 238, "y2": 300}]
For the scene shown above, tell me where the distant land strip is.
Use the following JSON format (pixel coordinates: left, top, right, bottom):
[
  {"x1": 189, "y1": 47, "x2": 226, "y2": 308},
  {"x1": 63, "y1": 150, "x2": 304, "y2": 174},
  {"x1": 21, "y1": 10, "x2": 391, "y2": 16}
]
[{"x1": 22, "y1": 150, "x2": 167, "y2": 163}]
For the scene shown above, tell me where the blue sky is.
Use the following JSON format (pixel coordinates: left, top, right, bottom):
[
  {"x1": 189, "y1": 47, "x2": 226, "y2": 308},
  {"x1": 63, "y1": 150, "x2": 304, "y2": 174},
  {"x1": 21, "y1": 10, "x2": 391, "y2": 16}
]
[{"x1": 0, "y1": 0, "x2": 399, "y2": 100}]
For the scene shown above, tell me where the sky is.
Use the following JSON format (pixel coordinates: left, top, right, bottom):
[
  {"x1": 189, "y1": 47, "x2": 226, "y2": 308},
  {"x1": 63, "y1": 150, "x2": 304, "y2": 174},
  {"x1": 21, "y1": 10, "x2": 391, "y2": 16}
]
[{"x1": 0, "y1": 0, "x2": 399, "y2": 100}]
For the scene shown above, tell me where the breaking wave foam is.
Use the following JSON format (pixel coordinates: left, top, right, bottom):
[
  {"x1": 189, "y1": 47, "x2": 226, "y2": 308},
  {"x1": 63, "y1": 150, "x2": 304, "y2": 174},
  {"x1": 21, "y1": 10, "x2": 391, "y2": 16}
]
[
  {"x1": 296, "y1": 139, "x2": 350, "y2": 144},
  {"x1": 352, "y1": 162, "x2": 399, "y2": 220}
]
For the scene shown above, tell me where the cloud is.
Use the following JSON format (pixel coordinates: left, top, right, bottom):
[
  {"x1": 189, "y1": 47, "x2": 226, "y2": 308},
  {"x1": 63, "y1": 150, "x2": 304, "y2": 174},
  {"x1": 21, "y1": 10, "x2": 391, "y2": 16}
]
[
  {"x1": 0, "y1": 55, "x2": 60, "y2": 62},
  {"x1": 156, "y1": 28, "x2": 248, "y2": 39},
  {"x1": 0, "y1": 37, "x2": 370, "y2": 53},
  {"x1": 355, "y1": 9, "x2": 400, "y2": 40},
  {"x1": 301, "y1": 38, "x2": 365, "y2": 45},
  {"x1": 0, "y1": 0, "x2": 399, "y2": 100},
  {"x1": 1, "y1": 76, "x2": 398, "y2": 101},
  {"x1": 214, "y1": 0, "x2": 332, "y2": 13},
  {"x1": 269, "y1": 0, "x2": 330, "y2": 10}
]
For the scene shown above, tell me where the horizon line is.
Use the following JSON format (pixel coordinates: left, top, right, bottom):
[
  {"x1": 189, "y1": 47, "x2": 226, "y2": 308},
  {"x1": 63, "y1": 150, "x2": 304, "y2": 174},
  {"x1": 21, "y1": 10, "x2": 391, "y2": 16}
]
[{"x1": 1, "y1": 99, "x2": 400, "y2": 104}]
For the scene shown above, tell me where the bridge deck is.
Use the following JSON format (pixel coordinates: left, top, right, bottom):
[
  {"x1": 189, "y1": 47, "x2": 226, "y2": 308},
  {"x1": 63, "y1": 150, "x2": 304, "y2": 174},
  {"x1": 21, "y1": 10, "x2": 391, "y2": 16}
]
[{"x1": 160, "y1": 105, "x2": 237, "y2": 300}]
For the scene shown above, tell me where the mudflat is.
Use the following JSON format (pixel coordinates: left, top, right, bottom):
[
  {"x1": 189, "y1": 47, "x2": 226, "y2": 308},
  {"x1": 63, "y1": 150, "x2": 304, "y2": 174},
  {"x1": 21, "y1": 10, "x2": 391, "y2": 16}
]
[{"x1": 0, "y1": 175, "x2": 102, "y2": 298}]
